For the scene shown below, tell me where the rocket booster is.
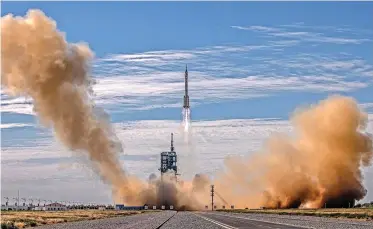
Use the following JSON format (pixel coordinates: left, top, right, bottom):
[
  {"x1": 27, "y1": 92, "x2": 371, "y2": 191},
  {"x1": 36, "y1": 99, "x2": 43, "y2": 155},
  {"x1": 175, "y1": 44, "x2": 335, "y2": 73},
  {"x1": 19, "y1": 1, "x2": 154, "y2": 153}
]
[{"x1": 183, "y1": 65, "x2": 190, "y2": 108}]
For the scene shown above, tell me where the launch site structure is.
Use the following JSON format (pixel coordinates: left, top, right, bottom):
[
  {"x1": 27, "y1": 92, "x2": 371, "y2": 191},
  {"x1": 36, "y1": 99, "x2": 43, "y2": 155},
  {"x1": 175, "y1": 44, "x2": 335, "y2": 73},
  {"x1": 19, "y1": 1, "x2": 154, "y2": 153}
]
[
  {"x1": 159, "y1": 133, "x2": 179, "y2": 180},
  {"x1": 157, "y1": 67, "x2": 188, "y2": 207},
  {"x1": 159, "y1": 133, "x2": 179, "y2": 207}
]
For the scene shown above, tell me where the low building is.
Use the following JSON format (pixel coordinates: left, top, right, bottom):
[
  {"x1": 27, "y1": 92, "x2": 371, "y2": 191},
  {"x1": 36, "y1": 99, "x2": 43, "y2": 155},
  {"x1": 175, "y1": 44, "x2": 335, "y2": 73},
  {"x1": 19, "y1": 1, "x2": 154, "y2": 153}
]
[
  {"x1": 1, "y1": 205, "x2": 28, "y2": 211},
  {"x1": 32, "y1": 206, "x2": 45, "y2": 211},
  {"x1": 43, "y1": 202, "x2": 67, "y2": 211},
  {"x1": 115, "y1": 204, "x2": 148, "y2": 210}
]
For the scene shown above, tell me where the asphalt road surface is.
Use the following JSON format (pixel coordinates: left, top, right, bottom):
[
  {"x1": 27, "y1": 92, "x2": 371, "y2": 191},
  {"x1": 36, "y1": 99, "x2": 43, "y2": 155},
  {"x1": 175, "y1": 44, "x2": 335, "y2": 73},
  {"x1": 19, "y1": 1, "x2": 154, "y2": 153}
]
[
  {"x1": 36, "y1": 211, "x2": 373, "y2": 229},
  {"x1": 192, "y1": 212, "x2": 304, "y2": 229}
]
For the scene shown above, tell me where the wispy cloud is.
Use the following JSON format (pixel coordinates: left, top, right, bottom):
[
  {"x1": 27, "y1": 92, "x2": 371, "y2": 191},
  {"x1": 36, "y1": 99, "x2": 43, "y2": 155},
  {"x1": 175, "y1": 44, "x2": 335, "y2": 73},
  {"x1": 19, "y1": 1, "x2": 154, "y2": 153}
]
[
  {"x1": 231, "y1": 25, "x2": 281, "y2": 32},
  {"x1": 1, "y1": 23, "x2": 372, "y2": 116},
  {"x1": 87, "y1": 70, "x2": 369, "y2": 112},
  {"x1": 262, "y1": 53, "x2": 373, "y2": 74},
  {"x1": 280, "y1": 23, "x2": 373, "y2": 35},
  {"x1": 0, "y1": 123, "x2": 34, "y2": 129},
  {"x1": 0, "y1": 94, "x2": 34, "y2": 115},
  {"x1": 90, "y1": 42, "x2": 373, "y2": 112},
  {"x1": 360, "y1": 103, "x2": 373, "y2": 112},
  {"x1": 231, "y1": 24, "x2": 371, "y2": 44},
  {"x1": 2, "y1": 42, "x2": 372, "y2": 115},
  {"x1": 1, "y1": 103, "x2": 34, "y2": 115},
  {"x1": 102, "y1": 51, "x2": 196, "y2": 64}
]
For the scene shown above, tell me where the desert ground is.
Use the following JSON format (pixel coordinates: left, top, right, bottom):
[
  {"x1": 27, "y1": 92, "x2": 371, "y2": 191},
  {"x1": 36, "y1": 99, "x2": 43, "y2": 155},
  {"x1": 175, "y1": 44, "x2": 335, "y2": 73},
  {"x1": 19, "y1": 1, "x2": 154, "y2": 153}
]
[
  {"x1": 0, "y1": 209, "x2": 151, "y2": 228},
  {"x1": 218, "y1": 208, "x2": 373, "y2": 221}
]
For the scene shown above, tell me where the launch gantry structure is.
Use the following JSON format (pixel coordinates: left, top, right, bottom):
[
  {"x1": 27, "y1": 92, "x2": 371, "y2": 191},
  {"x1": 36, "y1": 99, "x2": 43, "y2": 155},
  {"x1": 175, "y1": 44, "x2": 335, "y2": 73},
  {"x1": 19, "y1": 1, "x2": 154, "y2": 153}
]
[{"x1": 159, "y1": 133, "x2": 179, "y2": 181}]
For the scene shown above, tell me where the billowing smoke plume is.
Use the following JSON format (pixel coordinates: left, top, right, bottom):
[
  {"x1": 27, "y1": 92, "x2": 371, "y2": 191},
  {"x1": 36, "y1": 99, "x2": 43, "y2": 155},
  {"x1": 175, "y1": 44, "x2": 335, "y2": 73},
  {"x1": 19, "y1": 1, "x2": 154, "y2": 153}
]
[
  {"x1": 115, "y1": 172, "x2": 208, "y2": 210},
  {"x1": 1, "y1": 9, "x2": 140, "y2": 204},
  {"x1": 213, "y1": 95, "x2": 373, "y2": 209}
]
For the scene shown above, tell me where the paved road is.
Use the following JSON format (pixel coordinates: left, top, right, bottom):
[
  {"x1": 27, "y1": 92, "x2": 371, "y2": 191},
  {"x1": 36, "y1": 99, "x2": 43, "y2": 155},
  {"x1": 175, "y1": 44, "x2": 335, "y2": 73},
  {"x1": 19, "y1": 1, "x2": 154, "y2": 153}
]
[
  {"x1": 202, "y1": 211, "x2": 373, "y2": 229},
  {"x1": 194, "y1": 212, "x2": 305, "y2": 229},
  {"x1": 36, "y1": 211, "x2": 373, "y2": 229},
  {"x1": 161, "y1": 211, "x2": 305, "y2": 229}
]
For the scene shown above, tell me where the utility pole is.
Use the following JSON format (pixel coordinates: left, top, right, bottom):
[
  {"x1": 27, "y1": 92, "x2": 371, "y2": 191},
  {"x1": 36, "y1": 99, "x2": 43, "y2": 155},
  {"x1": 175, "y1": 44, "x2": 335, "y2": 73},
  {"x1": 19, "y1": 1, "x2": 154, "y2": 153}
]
[
  {"x1": 160, "y1": 173, "x2": 164, "y2": 208},
  {"x1": 210, "y1": 185, "x2": 214, "y2": 211}
]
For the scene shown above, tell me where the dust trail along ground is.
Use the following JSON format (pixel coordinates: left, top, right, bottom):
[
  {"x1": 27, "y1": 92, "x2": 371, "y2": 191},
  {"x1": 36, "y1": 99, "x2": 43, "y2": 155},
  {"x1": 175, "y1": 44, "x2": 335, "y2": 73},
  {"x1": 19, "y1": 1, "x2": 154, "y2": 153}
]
[{"x1": 2, "y1": 9, "x2": 372, "y2": 210}]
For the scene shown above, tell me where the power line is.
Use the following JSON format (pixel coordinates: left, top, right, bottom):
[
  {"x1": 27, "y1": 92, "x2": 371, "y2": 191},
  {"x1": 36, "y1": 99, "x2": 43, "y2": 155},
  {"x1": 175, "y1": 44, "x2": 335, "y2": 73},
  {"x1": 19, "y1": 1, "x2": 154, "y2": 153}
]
[{"x1": 215, "y1": 191, "x2": 228, "y2": 205}]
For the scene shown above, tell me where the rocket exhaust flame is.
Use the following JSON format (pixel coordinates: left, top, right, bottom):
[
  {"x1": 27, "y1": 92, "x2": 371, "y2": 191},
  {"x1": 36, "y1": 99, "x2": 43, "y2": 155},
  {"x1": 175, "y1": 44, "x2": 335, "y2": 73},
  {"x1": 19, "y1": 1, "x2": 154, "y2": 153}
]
[
  {"x1": 182, "y1": 108, "x2": 191, "y2": 133},
  {"x1": 2, "y1": 10, "x2": 372, "y2": 210}
]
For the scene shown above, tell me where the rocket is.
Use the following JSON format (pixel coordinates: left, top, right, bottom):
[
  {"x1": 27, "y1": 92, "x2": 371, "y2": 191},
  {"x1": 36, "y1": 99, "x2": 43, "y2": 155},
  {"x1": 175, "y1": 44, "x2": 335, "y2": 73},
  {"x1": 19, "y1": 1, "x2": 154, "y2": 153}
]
[{"x1": 183, "y1": 65, "x2": 190, "y2": 108}]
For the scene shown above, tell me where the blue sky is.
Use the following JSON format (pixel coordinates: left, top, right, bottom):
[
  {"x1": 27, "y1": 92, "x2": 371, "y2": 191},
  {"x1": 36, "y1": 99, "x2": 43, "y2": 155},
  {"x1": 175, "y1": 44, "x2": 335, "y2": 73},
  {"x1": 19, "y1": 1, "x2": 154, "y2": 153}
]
[
  {"x1": 2, "y1": 2, "x2": 372, "y2": 56},
  {"x1": 2, "y1": 2, "x2": 373, "y2": 121},
  {"x1": 1, "y1": 2, "x2": 373, "y2": 203}
]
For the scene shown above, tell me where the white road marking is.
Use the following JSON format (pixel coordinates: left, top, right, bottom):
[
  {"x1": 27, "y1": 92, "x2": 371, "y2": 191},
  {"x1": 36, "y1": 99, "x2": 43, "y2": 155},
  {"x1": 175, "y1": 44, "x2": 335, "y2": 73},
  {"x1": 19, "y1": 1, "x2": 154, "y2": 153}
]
[
  {"x1": 205, "y1": 212, "x2": 314, "y2": 229},
  {"x1": 255, "y1": 223, "x2": 273, "y2": 228},
  {"x1": 194, "y1": 213, "x2": 238, "y2": 229}
]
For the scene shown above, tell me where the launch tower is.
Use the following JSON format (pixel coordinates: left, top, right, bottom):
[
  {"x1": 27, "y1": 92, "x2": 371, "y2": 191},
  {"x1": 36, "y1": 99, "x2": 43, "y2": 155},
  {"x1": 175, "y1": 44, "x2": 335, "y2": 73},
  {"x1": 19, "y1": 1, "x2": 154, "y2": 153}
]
[{"x1": 159, "y1": 133, "x2": 179, "y2": 179}]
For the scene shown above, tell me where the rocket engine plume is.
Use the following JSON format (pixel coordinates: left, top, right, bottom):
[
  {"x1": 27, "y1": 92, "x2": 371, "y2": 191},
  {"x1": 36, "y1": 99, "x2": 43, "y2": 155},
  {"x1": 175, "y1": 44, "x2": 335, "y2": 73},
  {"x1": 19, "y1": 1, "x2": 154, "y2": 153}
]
[
  {"x1": 1, "y1": 9, "x2": 140, "y2": 204},
  {"x1": 182, "y1": 108, "x2": 191, "y2": 133}
]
